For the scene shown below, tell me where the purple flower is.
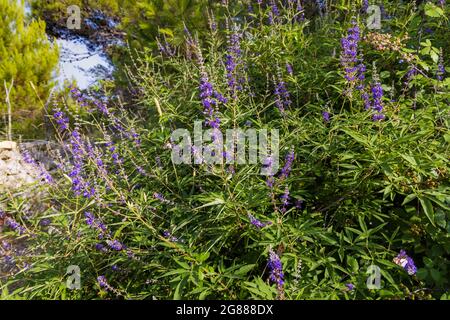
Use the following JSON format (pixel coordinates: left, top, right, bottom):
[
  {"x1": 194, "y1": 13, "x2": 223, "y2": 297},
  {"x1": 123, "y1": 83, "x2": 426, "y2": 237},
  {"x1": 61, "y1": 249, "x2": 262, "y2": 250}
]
[
  {"x1": 153, "y1": 192, "x2": 168, "y2": 203},
  {"x1": 107, "y1": 239, "x2": 124, "y2": 251},
  {"x1": 85, "y1": 211, "x2": 95, "y2": 226},
  {"x1": 97, "y1": 275, "x2": 111, "y2": 291},
  {"x1": 2, "y1": 240, "x2": 12, "y2": 250},
  {"x1": 4, "y1": 217, "x2": 26, "y2": 235},
  {"x1": 322, "y1": 111, "x2": 330, "y2": 122},
  {"x1": 92, "y1": 99, "x2": 109, "y2": 115},
  {"x1": 22, "y1": 150, "x2": 35, "y2": 165},
  {"x1": 346, "y1": 283, "x2": 355, "y2": 291},
  {"x1": 157, "y1": 37, "x2": 175, "y2": 57},
  {"x1": 393, "y1": 250, "x2": 417, "y2": 275},
  {"x1": 372, "y1": 113, "x2": 385, "y2": 121},
  {"x1": 21, "y1": 150, "x2": 53, "y2": 184},
  {"x1": 268, "y1": 248, "x2": 284, "y2": 289},
  {"x1": 362, "y1": 91, "x2": 371, "y2": 110},
  {"x1": 280, "y1": 186, "x2": 290, "y2": 213},
  {"x1": 437, "y1": 50, "x2": 445, "y2": 81},
  {"x1": 39, "y1": 218, "x2": 51, "y2": 226},
  {"x1": 4, "y1": 255, "x2": 15, "y2": 266},
  {"x1": 274, "y1": 78, "x2": 291, "y2": 113},
  {"x1": 294, "y1": 199, "x2": 303, "y2": 209},
  {"x1": 208, "y1": 11, "x2": 217, "y2": 31},
  {"x1": 69, "y1": 85, "x2": 88, "y2": 107},
  {"x1": 280, "y1": 150, "x2": 294, "y2": 180},
  {"x1": 340, "y1": 21, "x2": 362, "y2": 91},
  {"x1": 370, "y1": 81, "x2": 385, "y2": 120},
  {"x1": 286, "y1": 63, "x2": 293, "y2": 76},
  {"x1": 53, "y1": 109, "x2": 69, "y2": 131},
  {"x1": 268, "y1": 0, "x2": 280, "y2": 24},
  {"x1": 404, "y1": 65, "x2": 417, "y2": 89},
  {"x1": 163, "y1": 230, "x2": 179, "y2": 242},
  {"x1": 95, "y1": 243, "x2": 107, "y2": 252},
  {"x1": 199, "y1": 70, "x2": 226, "y2": 132},
  {"x1": 225, "y1": 29, "x2": 243, "y2": 96},
  {"x1": 248, "y1": 214, "x2": 272, "y2": 229},
  {"x1": 371, "y1": 81, "x2": 383, "y2": 113},
  {"x1": 316, "y1": 0, "x2": 326, "y2": 12},
  {"x1": 266, "y1": 176, "x2": 275, "y2": 188},
  {"x1": 361, "y1": 0, "x2": 369, "y2": 13},
  {"x1": 296, "y1": 0, "x2": 305, "y2": 22},
  {"x1": 357, "y1": 62, "x2": 366, "y2": 82},
  {"x1": 85, "y1": 212, "x2": 108, "y2": 238}
]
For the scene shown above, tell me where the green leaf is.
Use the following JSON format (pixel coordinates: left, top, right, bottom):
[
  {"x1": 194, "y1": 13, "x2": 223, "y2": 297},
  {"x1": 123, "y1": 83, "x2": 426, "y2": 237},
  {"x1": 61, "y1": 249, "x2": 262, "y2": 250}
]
[
  {"x1": 235, "y1": 264, "x2": 256, "y2": 276},
  {"x1": 430, "y1": 51, "x2": 439, "y2": 63},
  {"x1": 380, "y1": 71, "x2": 390, "y2": 79},
  {"x1": 346, "y1": 256, "x2": 359, "y2": 273},
  {"x1": 419, "y1": 196, "x2": 435, "y2": 226},
  {"x1": 435, "y1": 210, "x2": 447, "y2": 229},
  {"x1": 444, "y1": 133, "x2": 450, "y2": 143},
  {"x1": 174, "y1": 281, "x2": 182, "y2": 300},
  {"x1": 158, "y1": 28, "x2": 174, "y2": 37},
  {"x1": 402, "y1": 194, "x2": 417, "y2": 206},
  {"x1": 199, "y1": 289, "x2": 210, "y2": 300},
  {"x1": 342, "y1": 129, "x2": 369, "y2": 147},
  {"x1": 194, "y1": 198, "x2": 225, "y2": 210},
  {"x1": 197, "y1": 252, "x2": 210, "y2": 263},
  {"x1": 416, "y1": 268, "x2": 428, "y2": 280},
  {"x1": 430, "y1": 269, "x2": 442, "y2": 282},
  {"x1": 424, "y1": 3, "x2": 445, "y2": 18},
  {"x1": 401, "y1": 154, "x2": 418, "y2": 166}
]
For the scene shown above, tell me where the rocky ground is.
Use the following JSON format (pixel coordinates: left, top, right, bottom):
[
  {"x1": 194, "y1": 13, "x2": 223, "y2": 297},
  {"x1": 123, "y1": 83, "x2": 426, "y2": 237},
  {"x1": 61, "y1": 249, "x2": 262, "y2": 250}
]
[
  {"x1": 0, "y1": 141, "x2": 52, "y2": 279},
  {"x1": 0, "y1": 141, "x2": 38, "y2": 191}
]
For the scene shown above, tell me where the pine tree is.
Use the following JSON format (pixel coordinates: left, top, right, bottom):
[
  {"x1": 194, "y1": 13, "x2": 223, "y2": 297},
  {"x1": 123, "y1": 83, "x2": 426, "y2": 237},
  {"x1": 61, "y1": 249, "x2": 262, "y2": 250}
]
[{"x1": 0, "y1": 0, "x2": 59, "y2": 139}]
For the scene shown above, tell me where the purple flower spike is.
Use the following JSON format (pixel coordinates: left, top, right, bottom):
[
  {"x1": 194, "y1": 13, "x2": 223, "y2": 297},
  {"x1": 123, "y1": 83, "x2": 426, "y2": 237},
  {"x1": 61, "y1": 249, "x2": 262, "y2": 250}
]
[
  {"x1": 280, "y1": 186, "x2": 290, "y2": 213},
  {"x1": 248, "y1": 214, "x2": 272, "y2": 229},
  {"x1": 97, "y1": 275, "x2": 111, "y2": 291},
  {"x1": 280, "y1": 150, "x2": 294, "y2": 180},
  {"x1": 274, "y1": 78, "x2": 291, "y2": 113},
  {"x1": 437, "y1": 50, "x2": 445, "y2": 81},
  {"x1": 107, "y1": 239, "x2": 124, "y2": 251},
  {"x1": 340, "y1": 21, "x2": 365, "y2": 92},
  {"x1": 296, "y1": 0, "x2": 305, "y2": 22},
  {"x1": 268, "y1": 248, "x2": 284, "y2": 296},
  {"x1": 53, "y1": 109, "x2": 69, "y2": 131},
  {"x1": 286, "y1": 63, "x2": 293, "y2": 76},
  {"x1": 225, "y1": 29, "x2": 244, "y2": 97},
  {"x1": 370, "y1": 80, "x2": 385, "y2": 120}
]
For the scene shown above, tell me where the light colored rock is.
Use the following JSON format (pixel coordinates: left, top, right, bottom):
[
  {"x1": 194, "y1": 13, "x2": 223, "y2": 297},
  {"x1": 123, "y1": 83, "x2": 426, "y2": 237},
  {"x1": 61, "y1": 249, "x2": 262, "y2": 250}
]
[
  {"x1": 5, "y1": 161, "x2": 21, "y2": 175},
  {"x1": 0, "y1": 141, "x2": 17, "y2": 150},
  {"x1": 0, "y1": 145, "x2": 40, "y2": 191}
]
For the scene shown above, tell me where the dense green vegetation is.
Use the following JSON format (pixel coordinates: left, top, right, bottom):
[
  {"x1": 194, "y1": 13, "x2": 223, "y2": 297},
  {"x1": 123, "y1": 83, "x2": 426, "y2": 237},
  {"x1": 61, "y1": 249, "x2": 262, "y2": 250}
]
[
  {"x1": 0, "y1": 0, "x2": 58, "y2": 139},
  {"x1": 0, "y1": 0, "x2": 449, "y2": 300}
]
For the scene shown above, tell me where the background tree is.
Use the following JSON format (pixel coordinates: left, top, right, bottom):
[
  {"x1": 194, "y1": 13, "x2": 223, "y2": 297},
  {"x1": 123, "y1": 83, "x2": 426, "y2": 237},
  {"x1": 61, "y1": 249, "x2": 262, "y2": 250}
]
[{"x1": 0, "y1": 0, "x2": 59, "y2": 139}]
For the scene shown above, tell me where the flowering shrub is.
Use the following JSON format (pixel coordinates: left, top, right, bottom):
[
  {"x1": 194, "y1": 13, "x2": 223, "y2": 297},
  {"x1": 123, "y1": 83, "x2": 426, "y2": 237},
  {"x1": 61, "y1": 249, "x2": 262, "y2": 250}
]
[{"x1": 1, "y1": 1, "x2": 449, "y2": 300}]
